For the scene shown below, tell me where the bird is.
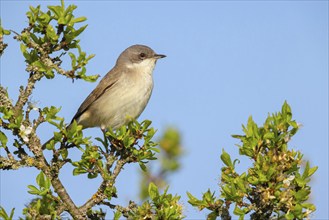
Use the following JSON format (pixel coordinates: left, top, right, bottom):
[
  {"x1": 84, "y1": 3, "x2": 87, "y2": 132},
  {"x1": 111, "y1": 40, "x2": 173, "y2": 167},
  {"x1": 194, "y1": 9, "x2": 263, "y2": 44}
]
[
  {"x1": 43, "y1": 44, "x2": 165, "y2": 148},
  {"x1": 70, "y1": 44, "x2": 166, "y2": 130}
]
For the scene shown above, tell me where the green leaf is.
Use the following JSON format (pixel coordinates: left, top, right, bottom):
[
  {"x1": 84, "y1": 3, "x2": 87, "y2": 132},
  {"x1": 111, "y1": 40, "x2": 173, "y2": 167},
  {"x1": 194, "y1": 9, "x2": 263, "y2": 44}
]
[
  {"x1": 0, "y1": 20, "x2": 11, "y2": 37},
  {"x1": 58, "y1": 16, "x2": 66, "y2": 25},
  {"x1": 294, "y1": 188, "x2": 310, "y2": 201},
  {"x1": 301, "y1": 203, "x2": 316, "y2": 211},
  {"x1": 44, "y1": 70, "x2": 55, "y2": 78},
  {"x1": 36, "y1": 172, "x2": 44, "y2": 187},
  {"x1": 263, "y1": 131, "x2": 274, "y2": 140},
  {"x1": 202, "y1": 189, "x2": 216, "y2": 204},
  {"x1": 207, "y1": 211, "x2": 219, "y2": 220},
  {"x1": 302, "y1": 161, "x2": 310, "y2": 179},
  {"x1": 0, "y1": 107, "x2": 13, "y2": 120},
  {"x1": 113, "y1": 211, "x2": 122, "y2": 220},
  {"x1": 83, "y1": 73, "x2": 99, "y2": 82},
  {"x1": 222, "y1": 184, "x2": 231, "y2": 197},
  {"x1": 71, "y1": 16, "x2": 87, "y2": 23},
  {"x1": 73, "y1": 167, "x2": 87, "y2": 176},
  {"x1": 46, "y1": 24, "x2": 59, "y2": 42},
  {"x1": 39, "y1": 12, "x2": 51, "y2": 24},
  {"x1": 148, "y1": 182, "x2": 159, "y2": 200},
  {"x1": 186, "y1": 192, "x2": 201, "y2": 206},
  {"x1": 233, "y1": 205, "x2": 245, "y2": 216},
  {"x1": 285, "y1": 212, "x2": 294, "y2": 220},
  {"x1": 123, "y1": 136, "x2": 135, "y2": 147},
  {"x1": 257, "y1": 171, "x2": 268, "y2": 183},
  {"x1": 295, "y1": 176, "x2": 308, "y2": 188},
  {"x1": 236, "y1": 178, "x2": 246, "y2": 193},
  {"x1": 48, "y1": 5, "x2": 63, "y2": 19},
  {"x1": 302, "y1": 161, "x2": 318, "y2": 179},
  {"x1": 64, "y1": 13, "x2": 73, "y2": 25},
  {"x1": 64, "y1": 4, "x2": 77, "y2": 17},
  {"x1": 308, "y1": 166, "x2": 318, "y2": 177},
  {"x1": 247, "y1": 176, "x2": 259, "y2": 185},
  {"x1": 20, "y1": 43, "x2": 32, "y2": 61},
  {"x1": 246, "y1": 116, "x2": 255, "y2": 137},
  {"x1": 68, "y1": 52, "x2": 77, "y2": 68},
  {"x1": 282, "y1": 101, "x2": 292, "y2": 120},
  {"x1": 220, "y1": 149, "x2": 233, "y2": 168},
  {"x1": 32, "y1": 60, "x2": 47, "y2": 72},
  {"x1": 139, "y1": 162, "x2": 147, "y2": 172},
  {"x1": 44, "y1": 176, "x2": 51, "y2": 190},
  {"x1": 8, "y1": 207, "x2": 14, "y2": 220},
  {"x1": 142, "y1": 120, "x2": 152, "y2": 130},
  {"x1": 87, "y1": 172, "x2": 98, "y2": 179},
  {"x1": 0, "y1": 131, "x2": 8, "y2": 147},
  {"x1": 45, "y1": 139, "x2": 55, "y2": 150},
  {"x1": 27, "y1": 185, "x2": 40, "y2": 195},
  {"x1": 86, "y1": 53, "x2": 96, "y2": 61},
  {"x1": 20, "y1": 43, "x2": 27, "y2": 53},
  {"x1": 3, "y1": 30, "x2": 10, "y2": 35},
  {"x1": 0, "y1": 206, "x2": 15, "y2": 220}
]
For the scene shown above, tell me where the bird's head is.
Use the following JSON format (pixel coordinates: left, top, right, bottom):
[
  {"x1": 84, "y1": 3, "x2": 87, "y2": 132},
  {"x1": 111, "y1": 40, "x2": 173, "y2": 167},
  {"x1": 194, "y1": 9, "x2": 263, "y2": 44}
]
[{"x1": 116, "y1": 45, "x2": 166, "y2": 73}]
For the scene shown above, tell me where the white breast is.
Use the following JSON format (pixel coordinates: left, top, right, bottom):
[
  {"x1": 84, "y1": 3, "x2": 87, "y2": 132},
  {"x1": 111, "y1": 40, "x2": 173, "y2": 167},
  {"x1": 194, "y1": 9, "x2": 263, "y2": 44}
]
[{"x1": 83, "y1": 59, "x2": 156, "y2": 129}]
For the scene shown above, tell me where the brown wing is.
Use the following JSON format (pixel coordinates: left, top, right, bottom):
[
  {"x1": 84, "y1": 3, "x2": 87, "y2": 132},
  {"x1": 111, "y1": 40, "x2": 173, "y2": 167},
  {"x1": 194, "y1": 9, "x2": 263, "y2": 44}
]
[{"x1": 70, "y1": 67, "x2": 121, "y2": 124}]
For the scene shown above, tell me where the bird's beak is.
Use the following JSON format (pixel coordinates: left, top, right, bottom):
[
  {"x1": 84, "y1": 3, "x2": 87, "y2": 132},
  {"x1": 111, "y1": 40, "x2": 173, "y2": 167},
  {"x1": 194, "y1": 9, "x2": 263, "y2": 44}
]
[{"x1": 154, "y1": 54, "x2": 166, "y2": 59}]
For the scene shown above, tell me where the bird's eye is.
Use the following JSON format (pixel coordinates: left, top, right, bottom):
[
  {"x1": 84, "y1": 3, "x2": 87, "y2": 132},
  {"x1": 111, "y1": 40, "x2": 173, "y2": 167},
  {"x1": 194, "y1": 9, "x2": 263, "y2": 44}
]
[{"x1": 139, "y1": 52, "x2": 146, "y2": 59}]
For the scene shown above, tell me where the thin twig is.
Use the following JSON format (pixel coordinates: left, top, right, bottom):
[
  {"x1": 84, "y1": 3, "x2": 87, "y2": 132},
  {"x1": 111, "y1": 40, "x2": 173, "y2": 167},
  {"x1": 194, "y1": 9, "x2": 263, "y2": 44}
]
[{"x1": 80, "y1": 159, "x2": 127, "y2": 213}]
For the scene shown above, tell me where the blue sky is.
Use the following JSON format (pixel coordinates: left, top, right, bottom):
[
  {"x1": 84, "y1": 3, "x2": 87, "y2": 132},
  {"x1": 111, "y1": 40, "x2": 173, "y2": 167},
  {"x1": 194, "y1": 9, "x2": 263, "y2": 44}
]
[{"x1": 1, "y1": 1, "x2": 328, "y2": 219}]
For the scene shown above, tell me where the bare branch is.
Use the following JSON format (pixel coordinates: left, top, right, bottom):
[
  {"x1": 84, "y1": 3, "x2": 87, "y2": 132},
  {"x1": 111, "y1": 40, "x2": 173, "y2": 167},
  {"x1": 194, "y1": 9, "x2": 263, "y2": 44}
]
[
  {"x1": 14, "y1": 72, "x2": 42, "y2": 114},
  {"x1": 0, "y1": 86, "x2": 13, "y2": 109},
  {"x1": 50, "y1": 176, "x2": 85, "y2": 219},
  {"x1": 80, "y1": 159, "x2": 126, "y2": 213},
  {"x1": 0, "y1": 154, "x2": 36, "y2": 170}
]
